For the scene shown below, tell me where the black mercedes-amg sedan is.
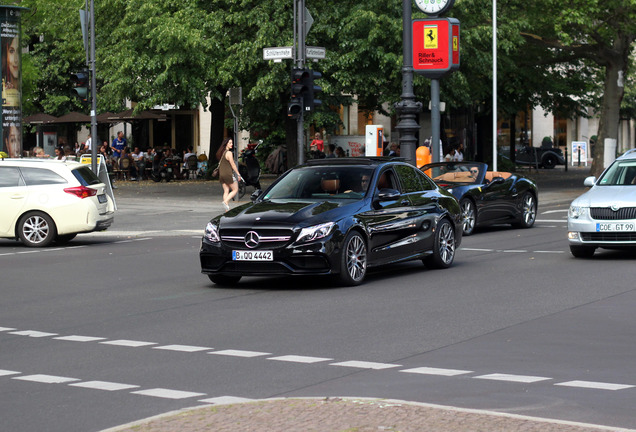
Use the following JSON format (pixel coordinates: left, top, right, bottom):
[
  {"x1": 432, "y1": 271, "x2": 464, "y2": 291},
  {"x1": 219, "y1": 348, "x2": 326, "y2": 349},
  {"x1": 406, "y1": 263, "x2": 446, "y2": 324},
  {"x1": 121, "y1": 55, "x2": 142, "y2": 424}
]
[{"x1": 200, "y1": 158, "x2": 462, "y2": 286}]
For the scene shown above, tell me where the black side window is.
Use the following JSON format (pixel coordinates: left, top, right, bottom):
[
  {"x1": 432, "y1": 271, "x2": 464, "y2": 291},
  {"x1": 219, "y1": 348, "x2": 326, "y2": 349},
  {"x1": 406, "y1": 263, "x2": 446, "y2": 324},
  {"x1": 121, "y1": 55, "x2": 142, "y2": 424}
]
[
  {"x1": 395, "y1": 165, "x2": 434, "y2": 192},
  {"x1": 0, "y1": 167, "x2": 22, "y2": 187},
  {"x1": 376, "y1": 169, "x2": 398, "y2": 192},
  {"x1": 20, "y1": 167, "x2": 67, "y2": 186}
]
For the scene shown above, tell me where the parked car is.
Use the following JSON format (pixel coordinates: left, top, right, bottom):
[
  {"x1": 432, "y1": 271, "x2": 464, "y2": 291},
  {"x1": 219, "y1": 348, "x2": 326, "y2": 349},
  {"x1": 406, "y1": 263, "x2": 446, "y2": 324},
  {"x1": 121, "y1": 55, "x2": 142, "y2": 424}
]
[
  {"x1": 0, "y1": 159, "x2": 115, "y2": 247},
  {"x1": 420, "y1": 162, "x2": 538, "y2": 235},
  {"x1": 500, "y1": 144, "x2": 565, "y2": 169},
  {"x1": 568, "y1": 149, "x2": 636, "y2": 258},
  {"x1": 200, "y1": 158, "x2": 462, "y2": 286}
]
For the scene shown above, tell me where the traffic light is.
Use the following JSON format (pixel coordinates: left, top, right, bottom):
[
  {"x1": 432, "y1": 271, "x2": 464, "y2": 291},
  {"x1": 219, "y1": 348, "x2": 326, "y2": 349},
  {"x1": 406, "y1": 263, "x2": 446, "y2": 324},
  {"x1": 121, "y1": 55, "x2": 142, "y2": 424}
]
[
  {"x1": 70, "y1": 70, "x2": 90, "y2": 104},
  {"x1": 290, "y1": 67, "x2": 322, "y2": 115},
  {"x1": 301, "y1": 69, "x2": 322, "y2": 112},
  {"x1": 288, "y1": 98, "x2": 303, "y2": 119}
]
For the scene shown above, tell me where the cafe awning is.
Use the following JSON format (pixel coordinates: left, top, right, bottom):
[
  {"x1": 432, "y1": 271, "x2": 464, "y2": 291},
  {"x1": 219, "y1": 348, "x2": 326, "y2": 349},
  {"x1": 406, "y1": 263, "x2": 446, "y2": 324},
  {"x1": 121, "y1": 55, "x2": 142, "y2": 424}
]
[
  {"x1": 107, "y1": 109, "x2": 166, "y2": 121},
  {"x1": 22, "y1": 113, "x2": 58, "y2": 124}
]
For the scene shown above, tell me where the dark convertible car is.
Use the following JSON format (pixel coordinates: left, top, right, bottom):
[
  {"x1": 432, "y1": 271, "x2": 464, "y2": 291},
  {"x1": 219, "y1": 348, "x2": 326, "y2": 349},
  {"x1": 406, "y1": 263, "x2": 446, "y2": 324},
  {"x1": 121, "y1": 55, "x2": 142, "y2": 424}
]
[
  {"x1": 421, "y1": 162, "x2": 538, "y2": 236},
  {"x1": 201, "y1": 158, "x2": 463, "y2": 286}
]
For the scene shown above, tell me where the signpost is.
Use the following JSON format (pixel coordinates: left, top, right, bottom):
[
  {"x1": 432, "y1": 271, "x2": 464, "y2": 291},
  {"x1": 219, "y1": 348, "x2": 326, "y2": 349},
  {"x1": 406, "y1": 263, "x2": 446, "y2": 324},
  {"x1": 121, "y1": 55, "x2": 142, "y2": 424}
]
[{"x1": 263, "y1": 47, "x2": 293, "y2": 62}]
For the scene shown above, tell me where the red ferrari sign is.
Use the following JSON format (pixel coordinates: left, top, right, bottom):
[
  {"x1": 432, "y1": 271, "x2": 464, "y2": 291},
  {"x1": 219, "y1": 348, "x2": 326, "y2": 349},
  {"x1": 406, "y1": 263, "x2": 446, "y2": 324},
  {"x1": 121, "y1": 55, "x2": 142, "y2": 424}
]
[{"x1": 412, "y1": 18, "x2": 460, "y2": 78}]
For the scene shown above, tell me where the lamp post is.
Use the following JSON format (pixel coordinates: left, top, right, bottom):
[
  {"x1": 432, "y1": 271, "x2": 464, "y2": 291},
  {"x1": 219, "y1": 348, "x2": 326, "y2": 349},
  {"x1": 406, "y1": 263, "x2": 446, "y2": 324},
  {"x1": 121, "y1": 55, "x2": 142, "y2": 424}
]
[{"x1": 395, "y1": 0, "x2": 422, "y2": 167}]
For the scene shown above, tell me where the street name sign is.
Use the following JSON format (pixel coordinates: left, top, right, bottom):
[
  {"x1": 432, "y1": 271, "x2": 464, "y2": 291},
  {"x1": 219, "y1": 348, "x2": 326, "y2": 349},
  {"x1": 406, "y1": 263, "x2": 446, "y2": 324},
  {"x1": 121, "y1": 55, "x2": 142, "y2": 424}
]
[
  {"x1": 263, "y1": 47, "x2": 293, "y2": 61},
  {"x1": 306, "y1": 46, "x2": 326, "y2": 60}
]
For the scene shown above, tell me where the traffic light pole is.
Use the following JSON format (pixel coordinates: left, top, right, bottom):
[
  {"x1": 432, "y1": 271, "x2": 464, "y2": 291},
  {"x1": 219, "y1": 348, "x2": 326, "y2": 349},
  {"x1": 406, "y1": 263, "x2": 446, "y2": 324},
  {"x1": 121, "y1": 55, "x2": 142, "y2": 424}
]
[
  {"x1": 89, "y1": 0, "x2": 98, "y2": 173},
  {"x1": 294, "y1": 0, "x2": 305, "y2": 165}
]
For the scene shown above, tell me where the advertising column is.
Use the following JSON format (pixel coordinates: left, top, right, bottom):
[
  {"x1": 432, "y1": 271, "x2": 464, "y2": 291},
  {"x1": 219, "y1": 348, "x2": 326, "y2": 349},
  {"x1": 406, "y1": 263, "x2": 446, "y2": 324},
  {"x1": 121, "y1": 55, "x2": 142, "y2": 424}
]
[{"x1": 1, "y1": 6, "x2": 24, "y2": 157}]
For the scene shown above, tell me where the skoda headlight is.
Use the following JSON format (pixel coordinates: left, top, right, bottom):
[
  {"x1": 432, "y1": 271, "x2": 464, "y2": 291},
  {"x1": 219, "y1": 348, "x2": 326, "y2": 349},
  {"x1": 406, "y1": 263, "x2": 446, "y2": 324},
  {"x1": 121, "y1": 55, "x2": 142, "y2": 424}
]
[
  {"x1": 568, "y1": 205, "x2": 588, "y2": 219},
  {"x1": 204, "y1": 221, "x2": 220, "y2": 243},
  {"x1": 296, "y1": 222, "x2": 335, "y2": 244}
]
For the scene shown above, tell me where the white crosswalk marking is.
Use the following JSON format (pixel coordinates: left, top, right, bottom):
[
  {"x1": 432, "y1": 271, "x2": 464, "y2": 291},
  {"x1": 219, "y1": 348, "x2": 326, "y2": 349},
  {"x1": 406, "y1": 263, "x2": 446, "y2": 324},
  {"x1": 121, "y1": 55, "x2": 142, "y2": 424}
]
[
  {"x1": 209, "y1": 349, "x2": 271, "y2": 358},
  {"x1": 70, "y1": 381, "x2": 139, "y2": 391},
  {"x1": 268, "y1": 355, "x2": 333, "y2": 364},
  {"x1": 13, "y1": 374, "x2": 79, "y2": 384},
  {"x1": 9, "y1": 330, "x2": 57, "y2": 338},
  {"x1": 100, "y1": 339, "x2": 157, "y2": 347},
  {"x1": 0, "y1": 370, "x2": 20, "y2": 377},
  {"x1": 555, "y1": 380, "x2": 635, "y2": 391},
  {"x1": 131, "y1": 388, "x2": 206, "y2": 399},
  {"x1": 153, "y1": 344, "x2": 212, "y2": 352},
  {"x1": 400, "y1": 366, "x2": 473, "y2": 376},
  {"x1": 330, "y1": 360, "x2": 401, "y2": 370},
  {"x1": 199, "y1": 396, "x2": 254, "y2": 405},
  {"x1": 0, "y1": 327, "x2": 16, "y2": 332},
  {"x1": 54, "y1": 335, "x2": 106, "y2": 342},
  {"x1": 474, "y1": 373, "x2": 551, "y2": 383}
]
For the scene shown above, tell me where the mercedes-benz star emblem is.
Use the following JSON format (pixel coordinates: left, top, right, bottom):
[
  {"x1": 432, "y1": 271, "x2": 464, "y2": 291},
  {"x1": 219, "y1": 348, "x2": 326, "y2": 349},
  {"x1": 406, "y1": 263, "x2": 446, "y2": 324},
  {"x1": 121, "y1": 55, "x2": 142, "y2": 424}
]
[
  {"x1": 244, "y1": 231, "x2": 260, "y2": 248},
  {"x1": 611, "y1": 203, "x2": 621, "y2": 212}
]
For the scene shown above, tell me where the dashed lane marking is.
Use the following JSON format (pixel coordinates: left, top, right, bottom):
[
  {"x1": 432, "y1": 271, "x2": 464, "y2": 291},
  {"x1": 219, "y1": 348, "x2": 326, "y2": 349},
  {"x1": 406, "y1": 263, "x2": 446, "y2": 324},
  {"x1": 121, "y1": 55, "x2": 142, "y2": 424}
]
[
  {"x1": 400, "y1": 366, "x2": 473, "y2": 377},
  {"x1": 4, "y1": 325, "x2": 636, "y2": 395},
  {"x1": 199, "y1": 396, "x2": 254, "y2": 405},
  {"x1": 54, "y1": 335, "x2": 106, "y2": 342},
  {"x1": 268, "y1": 355, "x2": 334, "y2": 364},
  {"x1": 131, "y1": 388, "x2": 207, "y2": 400},
  {"x1": 9, "y1": 330, "x2": 58, "y2": 338},
  {"x1": 209, "y1": 349, "x2": 272, "y2": 358},
  {"x1": 69, "y1": 380, "x2": 140, "y2": 391},
  {"x1": 100, "y1": 339, "x2": 157, "y2": 347},
  {"x1": 474, "y1": 373, "x2": 552, "y2": 383},
  {"x1": 330, "y1": 360, "x2": 402, "y2": 370},
  {"x1": 555, "y1": 381, "x2": 635, "y2": 391},
  {"x1": 13, "y1": 374, "x2": 79, "y2": 384},
  {"x1": 153, "y1": 344, "x2": 213, "y2": 353}
]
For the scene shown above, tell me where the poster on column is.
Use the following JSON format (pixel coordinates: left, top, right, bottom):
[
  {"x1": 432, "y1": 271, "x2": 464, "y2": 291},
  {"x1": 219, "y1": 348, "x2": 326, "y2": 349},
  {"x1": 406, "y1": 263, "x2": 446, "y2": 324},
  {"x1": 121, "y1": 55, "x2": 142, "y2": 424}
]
[{"x1": 1, "y1": 6, "x2": 24, "y2": 158}]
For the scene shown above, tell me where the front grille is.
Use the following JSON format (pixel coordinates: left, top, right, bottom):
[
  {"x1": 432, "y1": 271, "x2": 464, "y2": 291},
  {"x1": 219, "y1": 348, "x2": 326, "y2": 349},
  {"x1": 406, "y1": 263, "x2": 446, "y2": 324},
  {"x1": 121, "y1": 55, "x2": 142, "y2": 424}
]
[
  {"x1": 581, "y1": 232, "x2": 636, "y2": 242},
  {"x1": 221, "y1": 261, "x2": 292, "y2": 274},
  {"x1": 591, "y1": 207, "x2": 636, "y2": 220},
  {"x1": 220, "y1": 228, "x2": 293, "y2": 249}
]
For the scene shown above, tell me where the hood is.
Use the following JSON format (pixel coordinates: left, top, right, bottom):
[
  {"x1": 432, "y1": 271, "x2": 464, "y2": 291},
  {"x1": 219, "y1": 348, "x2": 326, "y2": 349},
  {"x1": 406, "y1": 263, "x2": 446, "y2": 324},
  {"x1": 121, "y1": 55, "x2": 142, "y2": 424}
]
[
  {"x1": 220, "y1": 199, "x2": 362, "y2": 227},
  {"x1": 571, "y1": 185, "x2": 636, "y2": 208}
]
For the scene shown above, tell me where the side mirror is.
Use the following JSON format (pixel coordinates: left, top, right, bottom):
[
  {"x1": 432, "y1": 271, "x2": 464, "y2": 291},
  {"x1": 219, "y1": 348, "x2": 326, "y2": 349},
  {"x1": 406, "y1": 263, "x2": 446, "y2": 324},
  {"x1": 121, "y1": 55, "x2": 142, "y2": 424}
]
[
  {"x1": 250, "y1": 189, "x2": 263, "y2": 202},
  {"x1": 377, "y1": 188, "x2": 401, "y2": 200},
  {"x1": 583, "y1": 176, "x2": 596, "y2": 187}
]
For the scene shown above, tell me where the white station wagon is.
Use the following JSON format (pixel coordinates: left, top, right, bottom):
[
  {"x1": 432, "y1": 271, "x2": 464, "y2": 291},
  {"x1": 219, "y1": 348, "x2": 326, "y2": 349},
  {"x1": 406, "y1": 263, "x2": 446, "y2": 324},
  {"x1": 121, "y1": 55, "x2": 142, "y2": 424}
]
[
  {"x1": 568, "y1": 149, "x2": 636, "y2": 257},
  {"x1": 0, "y1": 158, "x2": 115, "y2": 247}
]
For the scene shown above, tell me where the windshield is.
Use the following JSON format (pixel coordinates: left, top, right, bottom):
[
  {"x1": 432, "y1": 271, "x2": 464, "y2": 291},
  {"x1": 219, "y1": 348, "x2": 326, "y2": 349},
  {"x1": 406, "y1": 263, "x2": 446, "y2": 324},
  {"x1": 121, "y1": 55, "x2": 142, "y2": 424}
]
[
  {"x1": 263, "y1": 165, "x2": 375, "y2": 200},
  {"x1": 426, "y1": 163, "x2": 483, "y2": 185},
  {"x1": 598, "y1": 160, "x2": 636, "y2": 186}
]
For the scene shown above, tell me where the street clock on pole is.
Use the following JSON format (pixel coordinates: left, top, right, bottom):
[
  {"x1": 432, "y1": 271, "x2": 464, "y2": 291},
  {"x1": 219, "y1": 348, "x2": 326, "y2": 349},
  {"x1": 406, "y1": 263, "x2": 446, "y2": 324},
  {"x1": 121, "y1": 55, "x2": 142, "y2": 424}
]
[{"x1": 414, "y1": 0, "x2": 455, "y2": 16}]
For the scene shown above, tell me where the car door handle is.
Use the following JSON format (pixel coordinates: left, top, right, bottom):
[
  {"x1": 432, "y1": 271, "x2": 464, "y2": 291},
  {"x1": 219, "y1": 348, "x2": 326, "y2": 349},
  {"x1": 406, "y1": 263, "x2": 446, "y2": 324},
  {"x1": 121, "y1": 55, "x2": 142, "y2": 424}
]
[
  {"x1": 430, "y1": 196, "x2": 439, "y2": 202},
  {"x1": 10, "y1": 194, "x2": 25, "y2": 199},
  {"x1": 401, "y1": 199, "x2": 410, "y2": 206}
]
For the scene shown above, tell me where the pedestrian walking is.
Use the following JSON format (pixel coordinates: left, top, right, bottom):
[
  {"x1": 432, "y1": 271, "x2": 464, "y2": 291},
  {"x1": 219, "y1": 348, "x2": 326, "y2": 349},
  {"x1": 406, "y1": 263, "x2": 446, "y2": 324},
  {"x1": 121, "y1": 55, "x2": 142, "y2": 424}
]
[{"x1": 216, "y1": 138, "x2": 242, "y2": 211}]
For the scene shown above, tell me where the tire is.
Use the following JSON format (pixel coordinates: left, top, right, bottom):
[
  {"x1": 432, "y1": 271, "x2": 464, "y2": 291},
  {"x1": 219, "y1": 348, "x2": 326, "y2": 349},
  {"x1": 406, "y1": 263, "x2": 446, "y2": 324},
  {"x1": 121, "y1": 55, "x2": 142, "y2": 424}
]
[
  {"x1": 17, "y1": 212, "x2": 57, "y2": 247},
  {"x1": 541, "y1": 154, "x2": 557, "y2": 169},
  {"x1": 338, "y1": 231, "x2": 367, "y2": 286},
  {"x1": 238, "y1": 180, "x2": 246, "y2": 199},
  {"x1": 55, "y1": 233, "x2": 77, "y2": 245},
  {"x1": 514, "y1": 192, "x2": 537, "y2": 228},
  {"x1": 570, "y1": 245, "x2": 596, "y2": 258},
  {"x1": 424, "y1": 218, "x2": 456, "y2": 269},
  {"x1": 459, "y1": 198, "x2": 476, "y2": 236},
  {"x1": 208, "y1": 274, "x2": 242, "y2": 286}
]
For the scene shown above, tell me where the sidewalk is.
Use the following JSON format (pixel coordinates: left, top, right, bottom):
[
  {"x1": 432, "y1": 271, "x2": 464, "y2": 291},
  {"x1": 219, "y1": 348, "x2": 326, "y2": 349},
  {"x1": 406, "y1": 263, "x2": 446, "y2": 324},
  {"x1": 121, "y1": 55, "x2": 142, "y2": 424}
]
[{"x1": 104, "y1": 397, "x2": 632, "y2": 432}]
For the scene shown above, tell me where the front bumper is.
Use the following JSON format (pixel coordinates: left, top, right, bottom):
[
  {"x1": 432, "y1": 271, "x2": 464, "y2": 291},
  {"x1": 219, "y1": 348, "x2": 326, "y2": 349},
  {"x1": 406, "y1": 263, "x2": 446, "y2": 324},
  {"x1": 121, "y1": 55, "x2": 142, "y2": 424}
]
[
  {"x1": 200, "y1": 236, "x2": 341, "y2": 277},
  {"x1": 568, "y1": 217, "x2": 636, "y2": 247}
]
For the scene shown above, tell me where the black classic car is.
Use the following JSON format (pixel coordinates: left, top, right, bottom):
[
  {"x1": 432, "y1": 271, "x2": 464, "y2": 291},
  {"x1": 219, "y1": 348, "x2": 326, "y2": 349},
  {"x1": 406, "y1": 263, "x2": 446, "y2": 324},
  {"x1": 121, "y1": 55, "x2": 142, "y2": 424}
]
[
  {"x1": 201, "y1": 158, "x2": 463, "y2": 286},
  {"x1": 421, "y1": 162, "x2": 538, "y2": 236},
  {"x1": 500, "y1": 144, "x2": 566, "y2": 169}
]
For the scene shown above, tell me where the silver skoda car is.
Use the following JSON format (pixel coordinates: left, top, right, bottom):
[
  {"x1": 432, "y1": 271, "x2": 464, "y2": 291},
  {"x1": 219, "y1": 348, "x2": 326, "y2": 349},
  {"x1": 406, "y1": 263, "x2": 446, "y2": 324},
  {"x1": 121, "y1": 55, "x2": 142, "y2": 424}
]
[{"x1": 568, "y1": 149, "x2": 636, "y2": 257}]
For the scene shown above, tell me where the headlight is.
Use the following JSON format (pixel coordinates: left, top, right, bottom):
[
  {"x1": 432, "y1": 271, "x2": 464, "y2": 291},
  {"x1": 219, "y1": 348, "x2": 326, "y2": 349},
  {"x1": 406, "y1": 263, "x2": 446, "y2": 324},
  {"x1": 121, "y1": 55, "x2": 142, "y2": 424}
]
[
  {"x1": 204, "y1": 221, "x2": 220, "y2": 243},
  {"x1": 296, "y1": 222, "x2": 335, "y2": 244},
  {"x1": 568, "y1": 205, "x2": 588, "y2": 219}
]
